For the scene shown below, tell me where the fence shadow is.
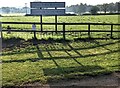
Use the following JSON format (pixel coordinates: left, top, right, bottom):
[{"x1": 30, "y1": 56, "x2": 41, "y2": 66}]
[
  {"x1": 3, "y1": 48, "x2": 119, "y2": 63},
  {"x1": 43, "y1": 65, "x2": 105, "y2": 77},
  {"x1": 2, "y1": 37, "x2": 25, "y2": 49},
  {"x1": 36, "y1": 44, "x2": 44, "y2": 59},
  {"x1": 2, "y1": 38, "x2": 120, "y2": 63}
]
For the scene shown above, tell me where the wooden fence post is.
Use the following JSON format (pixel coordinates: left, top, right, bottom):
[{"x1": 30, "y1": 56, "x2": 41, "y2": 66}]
[
  {"x1": 40, "y1": 15, "x2": 43, "y2": 32},
  {"x1": 111, "y1": 24, "x2": 113, "y2": 38},
  {"x1": 63, "y1": 22, "x2": 65, "y2": 40},
  {"x1": 0, "y1": 23, "x2": 2, "y2": 39},
  {"x1": 55, "y1": 15, "x2": 57, "y2": 34},
  {"x1": 0, "y1": 22, "x2": 1, "y2": 56},
  {"x1": 88, "y1": 24, "x2": 91, "y2": 38},
  {"x1": 55, "y1": 7, "x2": 57, "y2": 33}
]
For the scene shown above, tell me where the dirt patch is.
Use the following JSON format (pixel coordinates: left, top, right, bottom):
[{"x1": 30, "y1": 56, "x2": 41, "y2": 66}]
[{"x1": 20, "y1": 72, "x2": 120, "y2": 88}]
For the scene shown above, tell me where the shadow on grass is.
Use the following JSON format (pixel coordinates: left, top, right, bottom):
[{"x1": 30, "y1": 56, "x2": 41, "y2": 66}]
[
  {"x1": 2, "y1": 37, "x2": 120, "y2": 48},
  {"x1": 2, "y1": 49, "x2": 120, "y2": 63},
  {"x1": 36, "y1": 44, "x2": 44, "y2": 59},
  {"x1": 2, "y1": 37, "x2": 120, "y2": 56},
  {"x1": 43, "y1": 65, "x2": 104, "y2": 76},
  {"x1": 2, "y1": 37, "x2": 120, "y2": 63},
  {"x1": 2, "y1": 38, "x2": 120, "y2": 87},
  {"x1": 43, "y1": 64, "x2": 107, "y2": 85},
  {"x1": 92, "y1": 39, "x2": 113, "y2": 52},
  {"x1": 2, "y1": 37, "x2": 25, "y2": 49}
]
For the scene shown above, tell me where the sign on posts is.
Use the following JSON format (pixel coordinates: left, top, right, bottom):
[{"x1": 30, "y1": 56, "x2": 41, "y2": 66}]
[
  {"x1": 30, "y1": 2, "x2": 65, "y2": 33},
  {"x1": 30, "y1": 2, "x2": 65, "y2": 16}
]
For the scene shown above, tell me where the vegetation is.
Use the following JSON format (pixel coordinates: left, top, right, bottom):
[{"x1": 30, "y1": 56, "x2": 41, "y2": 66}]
[
  {"x1": 2, "y1": 15, "x2": 118, "y2": 23},
  {"x1": 0, "y1": 7, "x2": 29, "y2": 14},
  {"x1": 2, "y1": 38, "x2": 120, "y2": 87},
  {"x1": 66, "y1": 2, "x2": 120, "y2": 14},
  {"x1": 0, "y1": 2, "x2": 119, "y2": 14},
  {"x1": 1, "y1": 15, "x2": 119, "y2": 30},
  {"x1": 1, "y1": 15, "x2": 120, "y2": 87},
  {"x1": 1, "y1": 15, "x2": 119, "y2": 39},
  {"x1": 90, "y1": 6, "x2": 100, "y2": 14}
]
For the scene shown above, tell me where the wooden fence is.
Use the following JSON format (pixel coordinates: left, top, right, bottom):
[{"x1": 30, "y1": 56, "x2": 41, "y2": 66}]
[{"x1": 1, "y1": 22, "x2": 120, "y2": 39}]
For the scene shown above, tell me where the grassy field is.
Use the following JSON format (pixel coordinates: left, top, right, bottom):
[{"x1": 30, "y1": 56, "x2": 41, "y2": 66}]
[
  {"x1": 1, "y1": 15, "x2": 120, "y2": 87},
  {"x1": 1, "y1": 15, "x2": 119, "y2": 30},
  {"x1": 2, "y1": 38, "x2": 120, "y2": 87},
  {"x1": 1, "y1": 15, "x2": 119, "y2": 23},
  {"x1": 1, "y1": 15, "x2": 120, "y2": 39}
]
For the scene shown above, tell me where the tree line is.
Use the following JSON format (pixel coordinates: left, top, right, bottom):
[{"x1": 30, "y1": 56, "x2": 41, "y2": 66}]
[
  {"x1": 0, "y1": 7, "x2": 30, "y2": 14},
  {"x1": 0, "y1": 2, "x2": 120, "y2": 14},
  {"x1": 66, "y1": 2, "x2": 120, "y2": 15}
]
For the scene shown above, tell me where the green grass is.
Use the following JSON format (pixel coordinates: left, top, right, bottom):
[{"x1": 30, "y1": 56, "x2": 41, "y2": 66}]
[
  {"x1": 1, "y1": 15, "x2": 119, "y2": 30},
  {"x1": 1, "y1": 15, "x2": 119, "y2": 40},
  {"x1": 2, "y1": 38, "x2": 120, "y2": 86},
  {"x1": 1, "y1": 15, "x2": 120, "y2": 87},
  {"x1": 1, "y1": 15, "x2": 119, "y2": 23}
]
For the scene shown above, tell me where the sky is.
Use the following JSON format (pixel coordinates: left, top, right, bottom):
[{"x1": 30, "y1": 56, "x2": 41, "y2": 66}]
[{"x1": 0, "y1": 0, "x2": 119, "y2": 7}]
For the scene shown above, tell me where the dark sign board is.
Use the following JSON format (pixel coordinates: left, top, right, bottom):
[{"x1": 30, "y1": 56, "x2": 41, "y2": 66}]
[
  {"x1": 30, "y1": 2, "x2": 65, "y2": 8},
  {"x1": 30, "y1": 2, "x2": 65, "y2": 15},
  {"x1": 31, "y1": 9, "x2": 65, "y2": 15}
]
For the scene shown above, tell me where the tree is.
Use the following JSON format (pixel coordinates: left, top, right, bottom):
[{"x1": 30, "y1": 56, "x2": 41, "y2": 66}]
[
  {"x1": 78, "y1": 3, "x2": 87, "y2": 14},
  {"x1": 102, "y1": 4, "x2": 109, "y2": 13},
  {"x1": 115, "y1": 2, "x2": 120, "y2": 13},
  {"x1": 66, "y1": 2, "x2": 118, "y2": 14},
  {"x1": 107, "y1": 3, "x2": 115, "y2": 13},
  {"x1": 66, "y1": 3, "x2": 88, "y2": 14},
  {"x1": 90, "y1": 6, "x2": 99, "y2": 14},
  {"x1": 2, "y1": 7, "x2": 10, "y2": 14}
]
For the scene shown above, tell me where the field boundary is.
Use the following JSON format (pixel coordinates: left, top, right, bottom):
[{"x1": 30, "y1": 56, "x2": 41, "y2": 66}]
[{"x1": 1, "y1": 22, "x2": 120, "y2": 39}]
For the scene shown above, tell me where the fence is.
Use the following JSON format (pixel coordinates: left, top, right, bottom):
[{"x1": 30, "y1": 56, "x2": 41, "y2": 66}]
[{"x1": 1, "y1": 22, "x2": 120, "y2": 39}]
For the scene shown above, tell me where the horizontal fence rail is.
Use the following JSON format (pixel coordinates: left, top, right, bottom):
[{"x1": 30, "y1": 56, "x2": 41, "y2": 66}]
[
  {"x1": 1, "y1": 22, "x2": 120, "y2": 25},
  {"x1": 1, "y1": 22, "x2": 120, "y2": 39},
  {"x1": 2, "y1": 29, "x2": 120, "y2": 32}
]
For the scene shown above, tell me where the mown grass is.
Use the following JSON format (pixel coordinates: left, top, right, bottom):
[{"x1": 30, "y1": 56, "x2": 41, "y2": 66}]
[
  {"x1": 1, "y1": 15, "x2": 119, "y2": 40},
  {"x1": 2, "y1": 38, "x2": 120, "y2": 87},
  {"x1": 1, "y1": 15, "x2": 118, "y2": 23},
  {"x1": 2, "y1": 31, "x2": 119, "y2": 41},
  {"x1": 1, "y1": 15, "x2": 119, "y2": 30},
  {"x1": 1, "y1": 15, "x2": 120, "y2": 87}
]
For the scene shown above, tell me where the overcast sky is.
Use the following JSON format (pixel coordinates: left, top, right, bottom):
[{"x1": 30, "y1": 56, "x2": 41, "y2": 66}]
[{"x1": 0, "y1": 0, "x2": 119, "y2": 7}]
